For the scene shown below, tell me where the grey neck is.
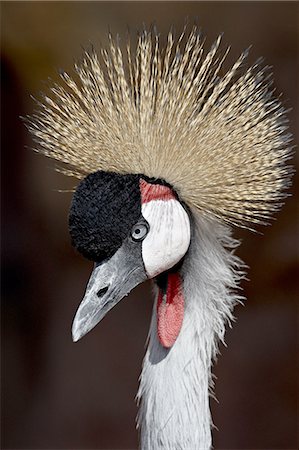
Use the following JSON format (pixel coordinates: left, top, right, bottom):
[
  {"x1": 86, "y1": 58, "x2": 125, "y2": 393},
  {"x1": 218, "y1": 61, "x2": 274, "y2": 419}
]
[{"x1": 136, "y1": 214, "x2": 244, "y2": 450}]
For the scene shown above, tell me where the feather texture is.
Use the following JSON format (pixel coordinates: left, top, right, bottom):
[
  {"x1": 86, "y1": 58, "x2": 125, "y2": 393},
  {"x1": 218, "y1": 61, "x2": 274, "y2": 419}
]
[
  {"x1": 27, "y1": 26, "x2": 292, "y2": 227},
  {"x1": 137, "y1": 213, "x2": 246, "y2": 449}
]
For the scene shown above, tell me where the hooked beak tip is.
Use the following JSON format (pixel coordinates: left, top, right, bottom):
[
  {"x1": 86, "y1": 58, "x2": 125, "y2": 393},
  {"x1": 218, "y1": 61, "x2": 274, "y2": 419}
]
[
  {"x1": 72, "y1": 334, "x2": 80, "y2": 343},
  {"x1": 72, "y1": 324, "x2": 83, "y2": 343},
  {"x1": 70, "y1": 245, "x2": 147, "y2": 344}
]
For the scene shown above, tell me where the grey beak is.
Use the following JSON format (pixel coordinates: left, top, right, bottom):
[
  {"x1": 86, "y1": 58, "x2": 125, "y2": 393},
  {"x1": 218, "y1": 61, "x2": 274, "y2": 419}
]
[{"x1": 72, "y1": 238, "x2": 147, "y2": 342}]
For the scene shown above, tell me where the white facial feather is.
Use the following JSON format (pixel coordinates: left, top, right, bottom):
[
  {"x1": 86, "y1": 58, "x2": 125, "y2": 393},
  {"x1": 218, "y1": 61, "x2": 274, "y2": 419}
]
[
  {"x1": 141, "y1": 199, "x2": 191, "y2": 278},
  {"x1": 137, "y1": 214, "x2": 246, "y2": 449}
]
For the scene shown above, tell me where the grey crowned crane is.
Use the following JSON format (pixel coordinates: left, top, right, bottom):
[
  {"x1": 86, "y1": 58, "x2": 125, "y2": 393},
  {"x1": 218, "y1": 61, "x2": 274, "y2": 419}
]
[{"x1": 28, "y1": 27, "x2": 292, "y2": 449}]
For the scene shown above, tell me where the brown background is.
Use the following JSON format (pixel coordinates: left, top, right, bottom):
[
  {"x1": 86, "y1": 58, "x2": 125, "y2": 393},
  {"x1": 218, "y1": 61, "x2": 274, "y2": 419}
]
[{"x1": 1, "y1": 2, "x2": 298, "y2": 449}]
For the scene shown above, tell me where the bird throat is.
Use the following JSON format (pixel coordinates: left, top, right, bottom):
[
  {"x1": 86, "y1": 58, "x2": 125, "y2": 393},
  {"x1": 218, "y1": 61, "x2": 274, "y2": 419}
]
[{"x1": 155, "y1": 270, "x2": 184, "y2": 348}]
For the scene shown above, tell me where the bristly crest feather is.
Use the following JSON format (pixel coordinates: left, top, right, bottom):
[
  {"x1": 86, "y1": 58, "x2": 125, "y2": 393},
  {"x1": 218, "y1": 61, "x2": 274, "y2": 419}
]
[{"x1": 27, "y1": 26, "x2": 293, "y2": 228}]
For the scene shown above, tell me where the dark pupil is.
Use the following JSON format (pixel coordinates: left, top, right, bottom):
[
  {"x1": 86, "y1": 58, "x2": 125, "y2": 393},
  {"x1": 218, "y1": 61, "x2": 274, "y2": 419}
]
[{"x1": 135, "y1": 228, "x2": 141, "y2": 234}]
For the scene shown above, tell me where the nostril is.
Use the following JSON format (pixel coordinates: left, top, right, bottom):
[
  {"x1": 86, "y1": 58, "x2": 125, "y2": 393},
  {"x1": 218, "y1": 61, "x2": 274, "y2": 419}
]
[{"x1": 97, "y1": 286, "x2": 109, "y2": 298}]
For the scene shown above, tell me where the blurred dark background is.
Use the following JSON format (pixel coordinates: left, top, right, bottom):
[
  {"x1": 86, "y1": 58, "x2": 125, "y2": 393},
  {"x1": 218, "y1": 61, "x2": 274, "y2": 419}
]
[{"x1": 1, "y1": 2, "x2": 298, "y2": 449}]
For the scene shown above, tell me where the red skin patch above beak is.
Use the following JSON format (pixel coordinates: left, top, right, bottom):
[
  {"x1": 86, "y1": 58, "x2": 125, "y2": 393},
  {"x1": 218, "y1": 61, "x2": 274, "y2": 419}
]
[
  {"x1": 157, "y1": 273, "x2": 184, "y2": 348},
  {"x1": 140, "y1": 179, "x2": 176, "y2": 204}
]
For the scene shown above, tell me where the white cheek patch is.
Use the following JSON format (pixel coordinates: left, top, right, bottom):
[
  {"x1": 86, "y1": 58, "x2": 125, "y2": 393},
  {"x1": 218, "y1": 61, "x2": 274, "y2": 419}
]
[{"x1": 141, "y1": 199, "x2": 191, "y2": 279}]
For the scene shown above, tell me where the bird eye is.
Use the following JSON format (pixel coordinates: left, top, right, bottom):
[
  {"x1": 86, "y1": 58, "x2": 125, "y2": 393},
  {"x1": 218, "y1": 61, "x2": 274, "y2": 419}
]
[{"x1": 131, "y1": 222, "x2": 149, "y2": 241}]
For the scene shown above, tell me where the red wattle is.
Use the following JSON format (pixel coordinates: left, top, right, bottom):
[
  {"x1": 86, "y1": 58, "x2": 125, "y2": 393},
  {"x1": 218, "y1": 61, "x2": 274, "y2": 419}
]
[{"x1": 157, "y1": 273, "x2": 184, "y2": 348}]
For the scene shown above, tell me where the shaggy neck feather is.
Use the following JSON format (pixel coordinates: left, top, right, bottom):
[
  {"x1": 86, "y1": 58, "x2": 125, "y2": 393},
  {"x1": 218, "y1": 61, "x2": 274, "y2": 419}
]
[{"x1": 136, "y1": 215, "x2": 244, "y2": 450}]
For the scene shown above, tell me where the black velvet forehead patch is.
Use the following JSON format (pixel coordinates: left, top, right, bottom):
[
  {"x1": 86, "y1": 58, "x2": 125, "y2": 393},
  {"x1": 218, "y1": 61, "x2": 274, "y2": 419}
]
[{"x1": 69, "y1": 171, "x2": 142, "y2": 262}]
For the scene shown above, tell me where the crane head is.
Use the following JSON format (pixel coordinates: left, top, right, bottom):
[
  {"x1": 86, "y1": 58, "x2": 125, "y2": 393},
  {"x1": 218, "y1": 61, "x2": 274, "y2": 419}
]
[{"x1": 70, "y1": 171, "x2": 191, "y2": 347}]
